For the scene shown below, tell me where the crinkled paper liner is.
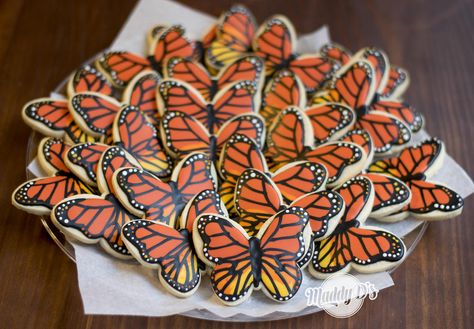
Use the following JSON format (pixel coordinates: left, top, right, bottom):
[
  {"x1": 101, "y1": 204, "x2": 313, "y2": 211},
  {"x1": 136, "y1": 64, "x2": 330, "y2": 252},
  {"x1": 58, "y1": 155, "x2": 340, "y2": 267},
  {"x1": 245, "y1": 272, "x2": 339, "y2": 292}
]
[{"x1": 26, "y1": 0, "x2": 474, "y2": 320}]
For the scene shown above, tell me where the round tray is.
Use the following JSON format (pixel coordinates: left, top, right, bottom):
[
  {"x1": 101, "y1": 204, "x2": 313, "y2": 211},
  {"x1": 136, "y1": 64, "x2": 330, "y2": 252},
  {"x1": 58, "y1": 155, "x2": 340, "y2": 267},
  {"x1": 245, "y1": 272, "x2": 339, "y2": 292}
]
[{"x1": 25, "y1": 68, "x2": 429, "y2": 322}]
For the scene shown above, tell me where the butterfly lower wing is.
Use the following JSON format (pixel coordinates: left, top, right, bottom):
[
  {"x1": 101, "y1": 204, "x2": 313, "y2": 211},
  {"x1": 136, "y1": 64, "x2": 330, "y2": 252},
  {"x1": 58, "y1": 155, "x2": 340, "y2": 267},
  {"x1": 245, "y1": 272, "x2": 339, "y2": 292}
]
[
  {"x1": 340, "y1": 129, "x2": 374, "y2": 166},
  {"x1": 122, "y1": 220, "x2": 201, "y2": 296},
  {"x1": 215, "y1": 113, "x2": 265, "y2": 152},
  {"x1": 381, "y1": 66, "x2": 410, "y2": 99},
  {"x1": 114, "y1": 106, "x2": 172, "y2": 177},
  {"x1": 289, "y1": 55, "x2": 336, "y2": 93},
  {"x1": 319, "y1": 42, "x2": 352, "y2": 65},
  {"x1": 217, "y1": 56, "x2": 264, "y2": 92},
  {"x1": 371, "y1": 100, "x2": 424, "y2": 133},
  {"x1": 65, "y1": 142, "x2": 108, "y2": 186},
  {"x1": 52, "y1": 194, "x2": 131, "y2": 258},
  {"x1": 149, "y1": 25, "x2": 195, "y2": 65},
  {"x1": 38, "y1": 137, "x2": 71, "y2": 175}
]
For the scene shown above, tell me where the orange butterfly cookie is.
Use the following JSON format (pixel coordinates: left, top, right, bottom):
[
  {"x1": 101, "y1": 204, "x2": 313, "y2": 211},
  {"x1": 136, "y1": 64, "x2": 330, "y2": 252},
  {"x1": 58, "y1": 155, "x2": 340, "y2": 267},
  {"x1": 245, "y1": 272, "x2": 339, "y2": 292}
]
[
  {"x1": 309, "y1": 176, "x2": 406, "y2": 279},
  {"x1": 164, "y1": 55, "x2": 264, "y2": 102},
  {"x1": 121, "y1": 189, "x2": 227, "y2": 297},
  {"x1": 67, "y1": 65, "x2": 114, "y2": 98},
  {"x1": 12, "y1": 137, "x2": 94, "y2": 215},
  {"x1": 22, "y1": 98, "x2": 100, "y2": 144},
  {"x1": 160, "y1": 110, "x2": 264, "y2": 162},
  {"x1": 266, "y1": 106, "x2": 367, "y2": 187},
  {"x1": 193, "y1": 207, "x2": 310, "y2": 305},
  {"x1": 112, "y1": 152, "x2": 218, "y2": 228},
  {"x1": 218, "y1": 134, "x2": 328, "y2": 211},
  {"x1": 96, "y1": 25, "x2": 195, "y2": 87},
  {"x1": 205, "y1": 5, "x2": 257, "y2": 72},
  {"x1": 368, "y1": 138, "x2": 464, "y2": 221},
  {"x1": 50, "y1": 145, "x2": 142, "y2": 258},
  {"x1": 158, "y1": 79, "x2": 260, "y2": 135},
  {"x1": 253, "y1": 16, "x2": 336, "y2": 93}
]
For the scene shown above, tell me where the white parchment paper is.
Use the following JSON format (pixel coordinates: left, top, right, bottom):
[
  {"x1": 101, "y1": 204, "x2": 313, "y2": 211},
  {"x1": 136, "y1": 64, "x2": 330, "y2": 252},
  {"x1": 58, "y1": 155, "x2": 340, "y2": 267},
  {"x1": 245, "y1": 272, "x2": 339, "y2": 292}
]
[{"x1": 28, "y1": 0, "x2": 473, "y2": 319}]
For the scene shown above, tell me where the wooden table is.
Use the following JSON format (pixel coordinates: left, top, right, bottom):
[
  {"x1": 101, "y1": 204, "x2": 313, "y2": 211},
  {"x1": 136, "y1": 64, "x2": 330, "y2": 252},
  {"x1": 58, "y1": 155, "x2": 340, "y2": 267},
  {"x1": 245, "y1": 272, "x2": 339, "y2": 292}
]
[{"x1": 1, "y1": 0, "x2": 472, "y2": 328}]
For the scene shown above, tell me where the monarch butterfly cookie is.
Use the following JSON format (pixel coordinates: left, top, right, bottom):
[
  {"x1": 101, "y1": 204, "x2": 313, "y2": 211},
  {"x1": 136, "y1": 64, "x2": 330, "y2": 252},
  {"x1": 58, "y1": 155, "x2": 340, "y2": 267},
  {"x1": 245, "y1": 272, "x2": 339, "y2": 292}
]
[
  {"x1": 193, "y1": 207, "x2": 310, "y2": 305},
  {"x1": 309, "y1": 176, "x2": 407, "y2": 278},
  {"x1": 121, "y1": 189, "x2": 227, "y2": 297}
]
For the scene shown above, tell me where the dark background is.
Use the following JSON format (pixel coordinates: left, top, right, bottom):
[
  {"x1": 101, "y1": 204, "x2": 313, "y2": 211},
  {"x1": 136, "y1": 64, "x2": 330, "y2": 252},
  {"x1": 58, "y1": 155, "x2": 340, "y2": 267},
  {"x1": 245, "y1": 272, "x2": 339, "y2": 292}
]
[{"x1": 1, "y1": 0, "x2": 473, "y2": 328}]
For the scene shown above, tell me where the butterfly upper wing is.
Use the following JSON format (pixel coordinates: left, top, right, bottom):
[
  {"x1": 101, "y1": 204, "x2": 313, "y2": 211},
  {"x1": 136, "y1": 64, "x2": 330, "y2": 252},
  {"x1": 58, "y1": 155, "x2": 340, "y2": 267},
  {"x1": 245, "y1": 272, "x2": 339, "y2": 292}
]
[
  {"x1": 180, "y1": 189, "x2": 228, "y2": 233},
  {"x1": 353, "y1": 47, "x2": 390, "y2": 94},
  {"x1": 122, "y1": 220, "x2": 201, "y2": 296},
  {"x1": 335, "y1": 176, "x2": 374, "y2": 225},
  {"x1": 362, "y1": 173, "x2": 411, "y2": 219},
  {"x1": 12, "y1": 175, "x2": 94, "y2": 215},
  {"x1": 96, "y1": 51, "x2": 152, "y2": 88},
  {"x1": 113, "y1": 106, "x2": 172, "y2": 177},
  {"x1": 160, "y1": 111, "x2": 211, "y2": 159},
  {"x1": 234, "y1": 169, "x2": 284, "y2": 236},
  {"x1": 69, "y1": 92, "x2": 122, "y2": 138},
  {"x1": 194, "y1": 214, "x2": 254, "y2": 305},
  {"x1": 368, "y1": 138, "x2": 445, "y2": 180},
  {"x1": 319, "y1": 42, "x2": 352, "y2": 65},
  {"x1": 64, "y1": 142, "x2": 108, "y2": 186},
  {"x1": 37, "y1": 137, "x2": 71, "y2": 176},
  {"x1": 148, "y1": 25, "x2": 195, "y2": 66},
  {"x1": 122, "y1": 70, "x2": 161, "y2": 126},
  {"x1": 257, "y1": 207, "x2": 309, "y2": 302},
  {"x1": 253, "y1": 15, "x2": 296, "y2": 75},
  {"x1": 205, "y1": 5, "x2": 257, "y2": 70},
  {"x1": 52, "y1": 194, "x2": 132, "y2": 258},
  {"x1": 371, "y1": 100, "x2": 424, "y2": 133},
  {"x1": 304, "y1": 103, "x2": 355, "y2": 144},
  {"x1": 212, "y1": 81, "x2": 259, "y2": 134},
  {"x1": 272, "y1": 161, "x2": 328, "y2": 203},
  {"x1": 406, "y1": 180, "x2": 463, "y2": 220},
  {"x1": 381, "y1": 66, "x2": 410, "y2": 100},
  {"x1": 260, "y1": 70, "x2": 306, "y2": 127},
  {"x1": 67, "y1": 65, "x2": 114, "y2": 97},
  {"x1": 164, "y1": 57, "x2": 213, "y2": 101}
]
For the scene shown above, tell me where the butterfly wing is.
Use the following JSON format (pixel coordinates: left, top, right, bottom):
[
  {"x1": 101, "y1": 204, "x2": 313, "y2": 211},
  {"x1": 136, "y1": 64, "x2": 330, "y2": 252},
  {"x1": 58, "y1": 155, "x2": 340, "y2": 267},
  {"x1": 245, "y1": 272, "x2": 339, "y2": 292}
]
[
  {"x1": 160, "y1": 111, "x2": 211, "y2": 159},
  {"x1": 205, "y1": 5, "x2": 256, "y2": 70},
  {"x1": 212, "y1": 81, "x2": 259, "y2": 134},
  {"x1": 362, "y1": 173, "x2": 411, "y2": 219},
  {"x1": 180, "y1": 189, "x2": 228, "y2": 233},
  {"x1": 289, "y1": 55, "x2": 336, "y2": 93},
  {"x1": 122, "y1": 220, "x2": 201, "y2": 296},
  {"x1": 272, "y1": 161, "x2": 328, "y2": 203},
  {"x1": 340, "y1": 129, "x2": 374, "y2": 166},
  {"x1": 194, "y1": 214, "x2": 254, "y2": 305},
  {"x1": 304, "y1": 103, "x2": 355, "y2": 144},
  {"x1": 216, "y1": 56, "x2": 264, "y2": 92},
  {"x1": 234, "y1": 169, "x2": 284, "y2": 236},
  {"x1": 37, "y1": 137, "x2": 71, "y2": 176},
  {"x1": 113, "y1": 106, "x2": 172, "y2": 177},
  {"x1": 96, "y1": 51, "x2": 152, "y2": 87},
  {"x1": 164, "y1": 57, "x2": 213, "y2": 100},
  {"x1": 64, "y1": 142, "x2": 108, "y2": 186},
  {"x1": 406, "y1": 180, "x2": 463, "y2": 220},
  {"x1": 381, "y1": 66, "x2": 410, "y2": 100},
  {"x1": 352, "y1": 47, "x2": 390, "y2": 94},
  {"x1": 371, "y1": 100, "x2": 424, "y2": 133},
  {"x1": 319, "y1": 42, "x2": 352, "y2": 65},
  {"x1": 215, "y1": 113, "x2": 265, "y2": 152},
  {"x1": 260, "y1": 70, "x2": 306, "y2": 127},
  {"x1": 122, "y1": 70, "x2": 161, "y2": 125},
  {"x1": 69, "y1": 92, "x2": 122, "y2": 138},
  {"x1": 52, "y1": 194, "x2": 132, "y2": 258},
  {"x1": 148, "y1": 25, "x2": 195, "y2": 65},
  {"x1": 67, "y1": 65, "x2": 114, "y2": 97},
  {"x1": 257, "y1": 207, "x2": 309, "y2": 302},
  {"x1": 12, "y1": 175, "x2": 94, "y2": 215}
]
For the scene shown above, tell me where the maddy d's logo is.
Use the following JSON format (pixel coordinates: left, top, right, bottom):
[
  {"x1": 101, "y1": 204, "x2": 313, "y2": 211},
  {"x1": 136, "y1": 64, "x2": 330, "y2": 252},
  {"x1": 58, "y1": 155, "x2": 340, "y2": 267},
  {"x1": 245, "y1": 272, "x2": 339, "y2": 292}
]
[{"x1": 305, "y1": 273, "x2": 379, "y2": 318}]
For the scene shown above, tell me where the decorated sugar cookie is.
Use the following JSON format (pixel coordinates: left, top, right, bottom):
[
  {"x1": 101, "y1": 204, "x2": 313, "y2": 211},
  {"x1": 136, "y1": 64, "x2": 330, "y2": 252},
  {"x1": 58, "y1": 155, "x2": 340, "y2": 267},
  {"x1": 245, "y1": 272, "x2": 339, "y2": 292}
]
[
  {"x1": 218, "y1": 134, "x2": 327, "y2": 210},
  {"x1": 12, "y1": 138, "x2": 94, "y2": 215},
  {"x1": 113, "y1": 152, "x2": 218, "y2": 228},
  {"x1": 309, "y1": 176, "x2": 406, "y2": 279},
  {"x1": 266, "y1": 106, "x2": 367, "y2": 187},
  {"x1": 158, "y1": 79, "x2": 260, "y2": 134},
  {"x1": 121, "y1": 189, "x2": 227, "y2": 298},
  {"x1": 50, "y1": 145, "x2": 144, "y2": 258},
  {"x1": 160, "y1": 111, "x2": 264, "y2": 162},
  {"x1": 69, "y1": 91, "x2": 121, "y2": 138},
  {"x1": 193, "y1": 207, "x2": 309, "y2": 305},
  {"x1": 253, "y1": 16, "x2": 336, "y2": 92},
  {"x1": 64, "y1": 142, "x2": 109, "y2": 186},
  {"x1": 113, "y1": 105, "x2": 172, "y2": 177},
  {"x1": 368, "y1": 138, "x2": 464, "y2": 220},
  {"x1": 164, "y1": 55, "x2": 264, "y2": 102},
  {"x1": 67, "y1": 65, "x2": 114, "y2": 97},
  {"x1": 205, "y1": 5, "x2": 257, "y2": 71},
  {"x1": 96, "y1": 25, "x2": 195, "y2": 87},
  {"x1": 122, "y1": 70, "x2": 162, "y2": 126},
  {"x1": 22, "y1": 98, "x2": 99, "y2": 143}
]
